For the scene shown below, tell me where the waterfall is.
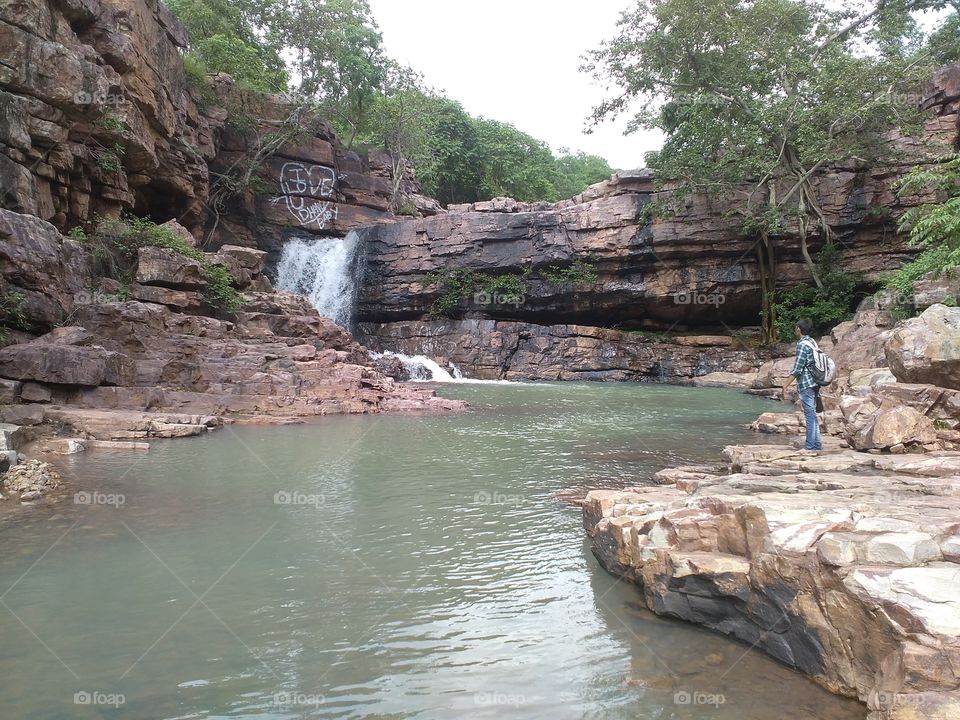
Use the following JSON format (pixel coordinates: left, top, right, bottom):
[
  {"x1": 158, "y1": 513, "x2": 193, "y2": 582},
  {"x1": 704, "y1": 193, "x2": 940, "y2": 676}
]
[
  {"x1": 369, "y1": 351, "x2": 458, "y2": 382},
  {"x1": 275, "y1": 232, "x2": 361, "y2": 327},
  {"x1": 369, "y1": 351, "x2": 518, "y2": 384}
]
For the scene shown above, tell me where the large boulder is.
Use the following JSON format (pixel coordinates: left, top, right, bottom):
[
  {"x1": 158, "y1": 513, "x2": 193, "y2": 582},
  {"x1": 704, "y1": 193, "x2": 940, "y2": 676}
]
[
  {"x1": 0, "y1": 341, "x2": 131, "y2": 386},
  {"x1": 849, "y1": 404, "x2": 938, "y2": 451},
  {"x1": 884, "y1": 304, "x2": 960, "y2": 389},
  {"x1": 136, "y1": 246, "x2": 207, "y2": 290}
]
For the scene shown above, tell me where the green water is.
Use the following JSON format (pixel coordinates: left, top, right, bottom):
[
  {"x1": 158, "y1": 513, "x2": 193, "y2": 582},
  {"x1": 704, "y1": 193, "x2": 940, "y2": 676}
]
[{"x1": 0, "y1": 383, "x2": 863, "y2": 719}]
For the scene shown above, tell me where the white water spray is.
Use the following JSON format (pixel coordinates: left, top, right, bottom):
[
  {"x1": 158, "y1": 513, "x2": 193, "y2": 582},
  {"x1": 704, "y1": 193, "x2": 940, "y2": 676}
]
[
  {"x1": 370, "y1": 351, "x2": 516, "y2": 384},
  {"x1": 275, "y1": 232, "x2": 361, "y2": 327}
]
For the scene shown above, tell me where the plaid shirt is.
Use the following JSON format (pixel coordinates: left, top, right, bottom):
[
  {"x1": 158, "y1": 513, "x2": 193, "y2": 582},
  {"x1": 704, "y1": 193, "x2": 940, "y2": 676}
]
[{"x1": 791, "y1": 336, "x2": 818, "y2": 392}]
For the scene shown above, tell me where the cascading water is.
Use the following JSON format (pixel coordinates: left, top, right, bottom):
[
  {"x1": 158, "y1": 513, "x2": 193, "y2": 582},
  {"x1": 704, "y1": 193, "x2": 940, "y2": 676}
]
[
  {"x1": 275, "y1": 233, "x2": 506, "y2": 383},
  {"x1": 369, "y1": 351, "x2": 459, "y2": 382},
  {"x1": 275, "y1": 232, "x2": 361, "y2": 328}
]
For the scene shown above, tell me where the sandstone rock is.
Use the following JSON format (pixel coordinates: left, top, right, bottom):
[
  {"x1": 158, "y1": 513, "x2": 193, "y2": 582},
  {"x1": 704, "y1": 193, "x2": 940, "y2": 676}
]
[
  {"x1": 0, "y1": 341, "x2": 131, "y2": 386},
  {"x1": 0, "y1": 423, "x2": 27, "y2": 452},
  {"x1": 884, "y1": 304, "x2": 960, "y2": 389},
  {"x1": 912, "y1": 270, "x2": 960, "y2": 311},
  {"x1": 847, "y1": 367, "x2": 897, "y2": 394},
  {"x1": 0, "y1": 379, "x2": 21, "y2": 404},
  {"x1": 128, "y1": 283, "x2": 204, "y2": 310},
  {"x1": 136, "y1": 246, "x2": 207, "y2": 290},
  {"x1": 584, "y1": 440, "x2": 960, "y2": 711},
  {"x1": 691, "y1": 371, "x2": 757, "y2": 388},
  {"x1": 860, "y1": 532, "x2": 942, "y2": 565},
  {"x1": 750, "y1": 412, "x2": 803, "y2": 434},
  {"x1": 850, "y1": 405, "x2": 938, "y2": 451},
  {"x1": 159, "y1": 220, "x2": 198, "y2": 248}
]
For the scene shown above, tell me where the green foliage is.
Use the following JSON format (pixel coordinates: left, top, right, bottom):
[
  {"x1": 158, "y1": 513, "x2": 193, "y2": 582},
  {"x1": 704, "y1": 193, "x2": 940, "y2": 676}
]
[
  {"x1": 182, "y1": 54, "x2": 219, "y2": 110},
  {"x1": 66, "y1": 226, "x2": 88, "y2": 241},
  {"x1": 0, "y1": 290, "x2": 28, "y2": 342},
  {"x1": 925, "y1": 10, "x2": 960, "y2": 64},
  {"x1": 96, "y1": 111, "x2": 128, "y2": 137},
  {"x1": 587, "y1": 0, "x2": 935, "y2": 195},
  {"x1": 771, "y1": 246, "x2": 861, "y2": 339},
  {"x1": 166, "y1": 0, "x2": 287, "y2": 92},
  {"x1": 553, "y1": 151, "x2": 615, "y2": 200},
  {"x1": 94, "y1": 144, "x2": 125, "y2": 173},
  {"x1": 356, "y1": 88, "x2": 615, "y2": 206},
  {"x1": 543, "y1": 259, "x2": 599, "y2": 286},
  {"x1": 82, "y1": 216, "x2": 244, "y2": 312},
  {"x1": 424, "y1": 269, "x2": 527, "y2": 316},
  {"x1": 885, "y1": 153, "x2": 960, "y2": 311}
]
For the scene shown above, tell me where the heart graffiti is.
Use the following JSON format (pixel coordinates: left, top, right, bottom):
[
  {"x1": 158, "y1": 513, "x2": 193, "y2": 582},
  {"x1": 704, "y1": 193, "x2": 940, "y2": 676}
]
[{"x1": 279, "y1": 162, "x2": 338, "y2": 228}]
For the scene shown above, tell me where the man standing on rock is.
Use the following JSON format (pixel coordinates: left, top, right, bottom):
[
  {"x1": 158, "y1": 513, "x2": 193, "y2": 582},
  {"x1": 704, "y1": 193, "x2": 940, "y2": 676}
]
[{"x1": 782, "y1": 318, "x2": 822, "y2": 453}]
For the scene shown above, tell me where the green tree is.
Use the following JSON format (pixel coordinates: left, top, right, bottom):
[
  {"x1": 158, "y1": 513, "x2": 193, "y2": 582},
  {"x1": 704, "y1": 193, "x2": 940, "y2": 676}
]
[
  {"x1": 925, "y1": 4, "x2": 960, "y2": 63},
  {"x1": 167, "y1": 0, "x2": 287, "y2": 91},
  {"x1": 886, "y1": 153, "x2": 960, "y2": 301},
  {"x1": 470, "y1": 118, "x2": 559, "y2": 201},
  {"x1": 553, "y1": 150, "x2": 615, "y2": 199},
  {"x1": 586, "y1": 0, "x2": 942, "y2": 341},
  {"x1": 276, "y1": 0, "x2": 385, "y2": 147}
]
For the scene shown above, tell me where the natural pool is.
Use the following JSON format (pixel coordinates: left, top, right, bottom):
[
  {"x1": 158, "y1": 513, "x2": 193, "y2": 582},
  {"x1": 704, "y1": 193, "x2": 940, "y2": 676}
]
[{"x1": 0, "y1": 383, "x2": 864, "y2": 719}]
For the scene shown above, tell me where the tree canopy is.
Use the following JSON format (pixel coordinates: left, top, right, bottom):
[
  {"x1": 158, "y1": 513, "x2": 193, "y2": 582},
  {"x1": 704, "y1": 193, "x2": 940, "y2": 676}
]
[
  {"x1": 585, "y1": 0, "x2": 958, "y2": 340},
  {"x1": 168, "y1": 0, "x2": 614, "y2": 206}
]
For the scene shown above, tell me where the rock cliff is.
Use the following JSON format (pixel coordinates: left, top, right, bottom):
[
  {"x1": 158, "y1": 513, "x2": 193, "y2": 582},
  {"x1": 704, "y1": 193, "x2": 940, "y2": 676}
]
[
  {"x1": 355, "y1": 63, "x2": 959, "y2": 380},
  {"x1": 0, "y1": 0, "x2": 415, "y2": 244},
  {"x1": 0, "y1": 0, "x2": 463, "y2": 450}
]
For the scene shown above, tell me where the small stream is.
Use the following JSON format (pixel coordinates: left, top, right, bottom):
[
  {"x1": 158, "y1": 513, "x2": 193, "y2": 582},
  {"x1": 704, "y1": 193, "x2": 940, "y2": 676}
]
[{"x1": 0, "y1": 383, "x2": 864, "y2": 719}]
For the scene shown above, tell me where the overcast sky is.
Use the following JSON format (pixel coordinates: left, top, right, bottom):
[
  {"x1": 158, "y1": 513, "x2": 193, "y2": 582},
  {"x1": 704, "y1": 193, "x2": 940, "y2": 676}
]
[{"x1": 365, "y1": 0, "x2": 664, "y2": 170}]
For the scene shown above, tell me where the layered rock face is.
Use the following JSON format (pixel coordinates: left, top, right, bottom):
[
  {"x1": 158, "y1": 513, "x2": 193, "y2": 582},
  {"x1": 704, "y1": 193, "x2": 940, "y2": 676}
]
[
  {"x1": 0, "y1": 0, "x2": 216, "y2": 228},
  {"x1": 359, "y1": 318, "x2": 779, "y2": 382},
  {"x1": 0, "y1": 0, "x2": 430, "y2": 263},
  {"x1": 583, "y1": 444, "x2": 960, "y2": 719},
  {"x1": 354, "y1": 64, "x2": 958, "y2": 378}
]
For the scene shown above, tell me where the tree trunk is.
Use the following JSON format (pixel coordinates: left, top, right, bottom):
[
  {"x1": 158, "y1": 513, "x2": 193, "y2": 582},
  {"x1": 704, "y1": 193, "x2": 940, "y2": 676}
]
[{"x1": 758, "y1": 230, "x2": 779, "y2": 344}]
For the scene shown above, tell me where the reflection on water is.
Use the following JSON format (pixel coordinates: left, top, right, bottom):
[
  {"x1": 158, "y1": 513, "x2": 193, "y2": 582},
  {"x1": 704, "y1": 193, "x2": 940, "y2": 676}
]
[{"x1": 0, "y1": 383, "x2": 862, "y2": 719}]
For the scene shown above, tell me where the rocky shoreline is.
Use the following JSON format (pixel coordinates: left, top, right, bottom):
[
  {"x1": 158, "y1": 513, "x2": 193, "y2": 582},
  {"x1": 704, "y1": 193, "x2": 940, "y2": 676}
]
[
  {"x1": 581, "y1": 301, "x2": 960, "y2": 719},
  {"x1": 583, "y1": 442, "x2": 960, "y2": 719}
]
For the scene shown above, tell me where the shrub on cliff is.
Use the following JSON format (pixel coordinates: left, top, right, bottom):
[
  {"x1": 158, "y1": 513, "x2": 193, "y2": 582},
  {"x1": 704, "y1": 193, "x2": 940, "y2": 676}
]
[
  {"x1": 78, "y1": 217, "x2": 243, "y2": 313},
  {"x1": 772, "y1": 246, "x2": 862, "y2": 339},
  {"x1": 886, "y1": 153, "x2": 960, "y2": 310}
]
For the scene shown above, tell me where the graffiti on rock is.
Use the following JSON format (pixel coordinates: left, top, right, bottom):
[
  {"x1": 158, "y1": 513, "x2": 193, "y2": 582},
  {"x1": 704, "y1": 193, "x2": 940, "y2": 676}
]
[{"x1": 278, "y1": 162, "x2": 339, "y2": 229}]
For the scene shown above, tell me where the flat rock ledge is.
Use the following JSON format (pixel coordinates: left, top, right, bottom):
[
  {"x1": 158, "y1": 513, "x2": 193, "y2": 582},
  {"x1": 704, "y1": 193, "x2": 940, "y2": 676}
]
[{"x1": 583, "y1": 444, "x2": 960, "y2": 719}]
